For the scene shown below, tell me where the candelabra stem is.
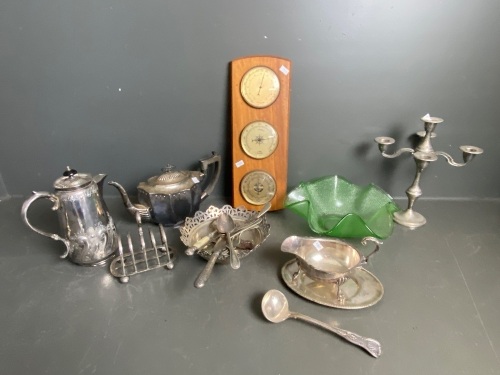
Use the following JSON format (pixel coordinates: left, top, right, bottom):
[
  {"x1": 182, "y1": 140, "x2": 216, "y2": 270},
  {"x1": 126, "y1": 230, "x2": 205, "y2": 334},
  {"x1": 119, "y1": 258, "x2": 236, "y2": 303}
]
[
  {"x1": 393, "y1": 156, "x2": 432, "y2": 229},
  {"x1": 416, "y1": 122, "x2": 437, "y2": 153}
]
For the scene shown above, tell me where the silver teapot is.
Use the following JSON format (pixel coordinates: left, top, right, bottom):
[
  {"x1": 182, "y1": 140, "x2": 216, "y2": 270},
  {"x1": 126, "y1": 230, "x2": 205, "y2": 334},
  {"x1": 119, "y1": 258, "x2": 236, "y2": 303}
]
[
  {"x1": 21, "y1": 167, "x2": 119, "y2": 266},
  {"x1": 109, "y1": 152, "x2": 221, "y2": 227}
]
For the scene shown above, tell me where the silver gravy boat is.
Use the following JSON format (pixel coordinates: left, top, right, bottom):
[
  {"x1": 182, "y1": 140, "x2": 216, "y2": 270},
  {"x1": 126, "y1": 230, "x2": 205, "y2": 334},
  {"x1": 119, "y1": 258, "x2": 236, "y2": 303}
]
[
  {"x1": 109, "y1": 152, "x2": 221, "y2": 227},
  {"x1": 21, "y1": 167, "x2": 119, "y2": 266},
  {"x1": 281, "y1": 235, "x2": 382, "y2": 283}
]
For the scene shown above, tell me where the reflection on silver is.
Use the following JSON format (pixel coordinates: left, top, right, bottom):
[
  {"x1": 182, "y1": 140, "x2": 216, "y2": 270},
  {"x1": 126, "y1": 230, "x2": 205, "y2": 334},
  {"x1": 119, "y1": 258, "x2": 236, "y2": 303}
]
[
  {"x1": 109, "y1": 152, "x2": 221, "y2": 226},
  {"x1": 21, "y1": 167, "x2": 118, "y2": 266},
  {"x1": 261, "y1": 289, "x2": 382, "y2": 358},
  {"x1": 281, "y1": 235, "x2": 381, "y2": 283},
  {"x1": 109, "y1": 215, "x2": 175, "y2": 283},
  {"x1": 281, "y1": 259, "x2": 384, "y2": 309},
  {"x1": 180, "y1": 205, "x2": 270, "y2": 264}
]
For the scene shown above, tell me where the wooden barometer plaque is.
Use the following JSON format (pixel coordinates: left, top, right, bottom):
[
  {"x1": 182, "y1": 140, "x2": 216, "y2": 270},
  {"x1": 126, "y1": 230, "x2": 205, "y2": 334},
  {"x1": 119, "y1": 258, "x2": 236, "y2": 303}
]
[{"x1": 231, "y1": 55, "x2": 291, "y2": 211}]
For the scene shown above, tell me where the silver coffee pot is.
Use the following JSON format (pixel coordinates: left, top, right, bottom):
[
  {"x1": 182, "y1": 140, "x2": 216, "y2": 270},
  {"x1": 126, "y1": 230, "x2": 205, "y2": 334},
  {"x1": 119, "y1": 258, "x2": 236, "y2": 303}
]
[{"x1": 21, "y1": 167, "x2": 119, "y2": 266}]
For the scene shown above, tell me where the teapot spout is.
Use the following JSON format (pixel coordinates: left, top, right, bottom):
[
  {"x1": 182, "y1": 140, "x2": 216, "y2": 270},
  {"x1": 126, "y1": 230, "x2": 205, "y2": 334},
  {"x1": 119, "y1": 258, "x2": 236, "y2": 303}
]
[{"x1": 108, "y1": 181, "x2": 151, "y2": 222}]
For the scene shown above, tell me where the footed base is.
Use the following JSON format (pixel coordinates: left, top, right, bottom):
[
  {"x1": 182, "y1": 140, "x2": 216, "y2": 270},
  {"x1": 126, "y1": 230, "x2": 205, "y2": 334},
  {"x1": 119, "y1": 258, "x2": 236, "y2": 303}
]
[{"x1": 394, "y1": 209, "x2": 426, "y2": 229}]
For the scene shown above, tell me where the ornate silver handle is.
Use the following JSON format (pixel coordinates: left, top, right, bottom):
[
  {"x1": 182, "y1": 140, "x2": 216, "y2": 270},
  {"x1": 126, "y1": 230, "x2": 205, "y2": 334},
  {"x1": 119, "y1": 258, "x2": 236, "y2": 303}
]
[
  {"x1": 227, "y1": 233, "x2": 240, "y2": 270},
  {"x1": 185, "y1": 229, "x2": 218, "y2": 255},
  {"x1": 21, "y1": 191, "x2": 71, "y2": 258},
  {"x1": 360, "y1": 237, "x2": 382, "y2": 264},
  {"x1": 194, "y1": 238, "x2": 225, "y2": 288},
  {"x1": 291, "y1": 312, "x2": 382, "y2": 358}
]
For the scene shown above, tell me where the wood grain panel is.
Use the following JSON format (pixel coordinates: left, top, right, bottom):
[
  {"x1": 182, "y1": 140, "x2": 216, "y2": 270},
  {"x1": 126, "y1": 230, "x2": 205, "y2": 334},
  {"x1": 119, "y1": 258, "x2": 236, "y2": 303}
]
[{"x1": 230, "y1": 55, "x2": 291, "y2": 211}]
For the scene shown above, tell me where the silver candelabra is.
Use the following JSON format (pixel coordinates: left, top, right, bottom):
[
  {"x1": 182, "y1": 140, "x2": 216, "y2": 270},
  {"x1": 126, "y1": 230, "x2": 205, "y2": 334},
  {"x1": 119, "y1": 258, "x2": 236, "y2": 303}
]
[{"x1": 374, "y1": 115, "x2": 483, "y2": 229}]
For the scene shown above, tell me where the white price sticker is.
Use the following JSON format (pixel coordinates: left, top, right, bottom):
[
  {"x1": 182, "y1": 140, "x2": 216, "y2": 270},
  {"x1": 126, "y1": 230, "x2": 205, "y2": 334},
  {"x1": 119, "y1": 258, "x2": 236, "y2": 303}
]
[
  {"x1": 235, "y1": 160, "x2": 245, "y2": 168},
  {"x1": 279, "y1": 65, "x2": 289, "y2": 75},
  {"x1": 313, "y1": 241, "x2": 323, "y2": 251}
]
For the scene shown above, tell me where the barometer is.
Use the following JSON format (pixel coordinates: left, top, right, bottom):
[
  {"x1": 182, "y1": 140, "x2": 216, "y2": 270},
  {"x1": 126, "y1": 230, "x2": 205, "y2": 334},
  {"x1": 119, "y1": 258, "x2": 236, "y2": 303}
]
[{"x1": 231, "y1": 55, "x2": 291, "y2": 210}]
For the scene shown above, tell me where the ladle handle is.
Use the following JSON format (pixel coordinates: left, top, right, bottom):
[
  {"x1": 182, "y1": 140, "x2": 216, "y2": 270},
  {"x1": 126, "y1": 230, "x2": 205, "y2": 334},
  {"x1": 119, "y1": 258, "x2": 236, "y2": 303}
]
[
  {"x1": 360, "y1": 237, "x2": 382, "y2": 263},
  {"x1": 291, "y1": 312, "x2": 382, "y2": 358}
]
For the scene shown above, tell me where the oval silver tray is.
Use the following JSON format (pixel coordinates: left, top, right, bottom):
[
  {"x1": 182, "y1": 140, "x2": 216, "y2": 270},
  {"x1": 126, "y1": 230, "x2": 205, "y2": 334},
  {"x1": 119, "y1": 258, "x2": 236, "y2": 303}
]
[{"x1": 281, "y1": 259, "x2": 384, "y2": 309}]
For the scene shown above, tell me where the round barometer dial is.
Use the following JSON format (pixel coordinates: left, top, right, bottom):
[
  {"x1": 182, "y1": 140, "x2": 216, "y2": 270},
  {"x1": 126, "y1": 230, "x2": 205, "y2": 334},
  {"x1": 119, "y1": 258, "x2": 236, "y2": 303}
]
[
  {"x1": 240, "y1": 170, "x2": 276, "y2": 205},
  {"x1": 240, "y1": 121, "x2": 279, "y2": 159},
  {"x1": 240, "y1": 66, "x2": 280, "y2": 108}
]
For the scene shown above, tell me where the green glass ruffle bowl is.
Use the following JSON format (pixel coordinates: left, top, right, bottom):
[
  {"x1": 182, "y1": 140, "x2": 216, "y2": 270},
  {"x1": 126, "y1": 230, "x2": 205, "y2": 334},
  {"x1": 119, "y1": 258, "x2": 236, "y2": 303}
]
[{"x1": 284, "y1": 175, "x2": 400, "y2": 239}]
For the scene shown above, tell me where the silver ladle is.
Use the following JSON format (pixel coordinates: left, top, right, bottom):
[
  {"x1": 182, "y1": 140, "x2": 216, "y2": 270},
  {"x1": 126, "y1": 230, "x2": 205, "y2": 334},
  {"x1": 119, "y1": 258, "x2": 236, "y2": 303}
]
[
  {"x1": 261, "y1": 289, "x2": 382, "y2": 358},
  {"x1": 217, "y1": 213, "x2": 240, "y2": 269}
]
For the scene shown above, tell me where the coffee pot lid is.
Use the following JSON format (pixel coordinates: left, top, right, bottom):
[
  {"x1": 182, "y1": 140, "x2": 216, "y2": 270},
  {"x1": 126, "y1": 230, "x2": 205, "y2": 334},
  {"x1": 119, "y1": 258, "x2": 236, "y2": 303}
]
[{"x1": 54, "y1": 167, "x2": 93, "y2": 190}]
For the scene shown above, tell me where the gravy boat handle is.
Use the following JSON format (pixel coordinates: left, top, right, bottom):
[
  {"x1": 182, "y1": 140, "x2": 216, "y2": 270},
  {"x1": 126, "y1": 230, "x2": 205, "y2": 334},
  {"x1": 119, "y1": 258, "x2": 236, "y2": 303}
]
[{"x1": 360, "y1": 237, "x2": 383, "y2": 264}]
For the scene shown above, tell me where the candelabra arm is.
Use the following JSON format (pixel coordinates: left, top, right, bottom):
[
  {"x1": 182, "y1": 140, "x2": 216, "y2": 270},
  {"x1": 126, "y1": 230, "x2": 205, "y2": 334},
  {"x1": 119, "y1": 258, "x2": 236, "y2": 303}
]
[
  {"x1": 374, "y1": 137, "x2": 414, "y2": 158},
  {"x1": 381, "y1": 148, "x2": 414, "y2": 159},
  {"x1": 435, "y1": 144, "x2": 484, "y2": 167},
  {"x1": 434, "y1": 151, "x2": 466, "y2": 167}
]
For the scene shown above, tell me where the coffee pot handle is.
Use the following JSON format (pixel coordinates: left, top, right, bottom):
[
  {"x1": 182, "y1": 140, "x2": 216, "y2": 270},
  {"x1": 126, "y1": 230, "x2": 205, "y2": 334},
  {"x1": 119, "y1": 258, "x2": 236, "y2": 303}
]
[
  {"x1": 199, "y1": 152, "x2": 221, "y2": 201},
  {"x1": 21, "y1": 191, "x2": 71, "y2": 259}
]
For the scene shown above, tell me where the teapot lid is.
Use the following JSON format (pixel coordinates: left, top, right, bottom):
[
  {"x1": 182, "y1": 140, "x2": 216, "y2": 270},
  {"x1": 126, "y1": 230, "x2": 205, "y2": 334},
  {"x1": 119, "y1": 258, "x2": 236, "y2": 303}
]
[
  {"x1": 140, "y1": 164, "x2": 200, "y2": 194},
  {"x1": 54, "y1": 167, "x2": 93, "y2": 190}
]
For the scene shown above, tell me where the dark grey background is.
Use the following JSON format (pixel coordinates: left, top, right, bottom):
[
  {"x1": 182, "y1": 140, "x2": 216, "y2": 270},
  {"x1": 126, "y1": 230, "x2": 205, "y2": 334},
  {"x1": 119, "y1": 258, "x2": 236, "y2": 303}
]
[{"x1": 1, "y1": 0, "x2": 498, "y2": 200}]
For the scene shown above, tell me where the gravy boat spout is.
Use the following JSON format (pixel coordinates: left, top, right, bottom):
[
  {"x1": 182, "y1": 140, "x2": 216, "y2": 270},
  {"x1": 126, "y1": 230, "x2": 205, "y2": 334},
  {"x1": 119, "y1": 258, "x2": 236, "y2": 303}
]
[{"x1": 280, "y1": 235, "x2": 303, "y2": 256}]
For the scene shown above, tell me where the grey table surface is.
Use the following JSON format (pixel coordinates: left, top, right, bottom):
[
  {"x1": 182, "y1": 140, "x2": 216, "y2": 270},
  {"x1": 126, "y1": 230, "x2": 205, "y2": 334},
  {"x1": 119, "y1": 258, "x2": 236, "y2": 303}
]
[{"x1": 1, "y1": 197, "x2": 499, "y2": 375}]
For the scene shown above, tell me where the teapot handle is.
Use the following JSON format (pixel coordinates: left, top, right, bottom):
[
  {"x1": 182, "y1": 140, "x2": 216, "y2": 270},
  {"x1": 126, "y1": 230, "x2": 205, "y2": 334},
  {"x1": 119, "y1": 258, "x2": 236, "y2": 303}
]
[
  {"x1": 359, "y1": 237, "x2": 383, "y2": 264},
  {"x1": 21, "y1": 191, "x2": 71, "y2": 259},
  {"x1": 199, "y1": 151, "x2": 221, "y2": 201}
]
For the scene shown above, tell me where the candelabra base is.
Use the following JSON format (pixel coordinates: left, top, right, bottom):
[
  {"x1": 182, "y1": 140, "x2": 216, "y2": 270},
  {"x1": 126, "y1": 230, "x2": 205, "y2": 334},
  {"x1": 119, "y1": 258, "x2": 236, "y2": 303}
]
[{"x1": 393, "y1": 209, "x2": 426, "y2": 229}]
